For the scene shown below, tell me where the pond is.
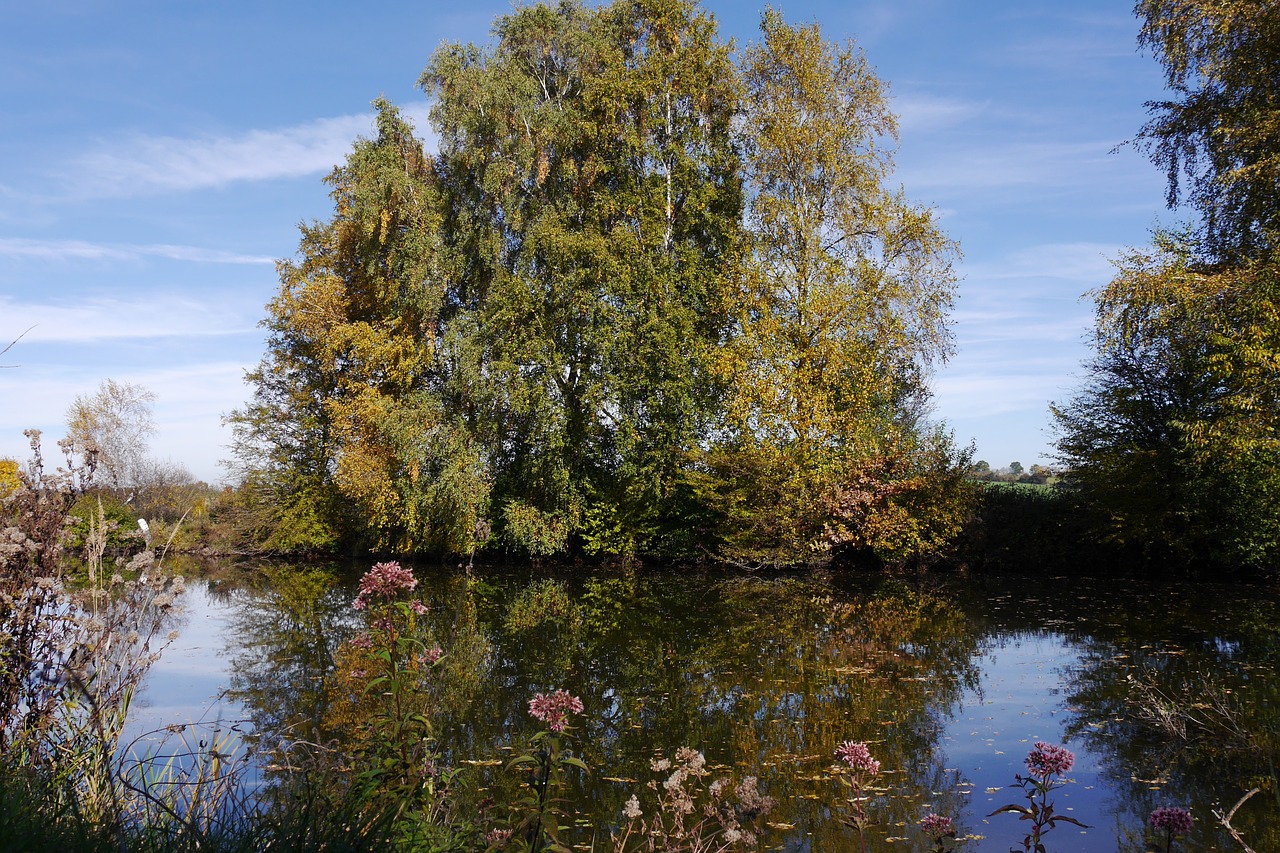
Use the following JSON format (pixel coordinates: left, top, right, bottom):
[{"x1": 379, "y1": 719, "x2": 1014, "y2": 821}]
[{"x1": 132, "y1": 564, "x2": 1280, "y2": 852}]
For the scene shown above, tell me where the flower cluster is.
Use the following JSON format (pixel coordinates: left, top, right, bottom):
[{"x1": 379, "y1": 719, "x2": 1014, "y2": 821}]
[
  {"x1": 353, "y1": 560, "x2": 418, "y2": 610},
  {"x1": 836, "y1": 740, "x2": 881, "y2": 775},
  {"x1": 622, "y1": 794, "x2": 643, "y2": 820},
  {"x1": 1149, "y1": 806, "x2": 1193, "y2": 834},
  {"x1": 920, "y1": 813, "x2": 954, "y2": 836},
  {"x1": 528, "y1": 689, "x2": 583, "y2": 732},
  {"x1": 1025, "y1": 741, "x2": 1073, "y2": 779}
]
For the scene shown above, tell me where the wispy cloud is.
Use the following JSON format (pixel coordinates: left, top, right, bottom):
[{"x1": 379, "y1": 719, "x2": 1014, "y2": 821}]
[
  {"x1": 902, "y1": 139, "x2": 1127, "y2": 195},
  {"x1": 70, "y1": 114, "x2": 378, "y2": 197},
  {"x1": 963, "y1": 241, "x2": 1122, "y2": 283},
  {"x1": 1, "y1": 294, "x2": 255, "y2": 343},
  {"x1": 894, "y1": 93, "x2": 985, "y2": 133},
  {"x1": 0, "y1": 237, "x2": 273, "y2": 265}
]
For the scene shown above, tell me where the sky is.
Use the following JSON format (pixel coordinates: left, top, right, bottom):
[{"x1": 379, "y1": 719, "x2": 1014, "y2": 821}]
[{"x1": 0, "y1": 0, "x2": 1178, "y2": 484}]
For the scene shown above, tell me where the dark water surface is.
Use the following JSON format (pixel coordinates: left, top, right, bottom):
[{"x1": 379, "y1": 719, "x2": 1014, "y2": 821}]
[{"x1": 132, "y1": 565, "x2": 1280, "y2": 851}]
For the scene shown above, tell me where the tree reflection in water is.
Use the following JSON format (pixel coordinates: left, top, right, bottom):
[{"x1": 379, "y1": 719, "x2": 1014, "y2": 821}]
[
  {"x1": 209, "y1": 567, "x2": 1280, "y2": 851},
  {"x1": 220, "y1": 568, "x2": 984, "y2": 850}
]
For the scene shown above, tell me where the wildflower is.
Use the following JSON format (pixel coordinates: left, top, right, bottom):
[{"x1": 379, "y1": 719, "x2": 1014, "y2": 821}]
[
  {"x1": 354, "y1": 560, "x2": 418, "y2": 610},
  {"x1": 835, "y1": 740, "x2": 880, "y2": 775},
  {"x1": 1025, "y1": 742, "x2": 1074, "y2": 779},
  {"x1": 349, "y1": 632, "x2": 374, "y2": 650},
  {"x1": 722, "y1": 828, "x2": 742, "y2": 844},
  {"x1": 675, "y1": 746, "x2": 706, "y2": 774},
  {"x1": 528, "y1": 689, "x2": 583, "y2": 732},
  {"x1": 410, "y1": 599, "x2": 428, "y2": 615},
  {"x1": 484, "y1": 827, "x2": 512, "y2": 847},
  {"x1": 622, "y1": 794, "x2": 643, "y2": 820},
  {"x1": 735, "y1": 776, "x2": 774, "y2": 817},
  {"x1": 420, "y1": 646, "x2": 444, "y2": 665},
  {"x1": 920, "y1": 813, "x2": 955, "y2": 836},
  {"x1": 1149, "y1": 806, "x2": 1193, "y2": 834},
  {"x1": 651, "y1": 757, "x2": 672, "y2": 772}
]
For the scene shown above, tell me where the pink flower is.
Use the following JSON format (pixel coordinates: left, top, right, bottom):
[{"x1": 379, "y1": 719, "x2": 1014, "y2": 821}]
[
  {"x1": 349, "y1": 632, "x2": 374, "y2": 650},
  {"x1": 920, "y1": 813, "x2": 954, "y2": 837},
  {"x1": 1149, "y1": 806, "x2": 1193, "y2": 834},
  {"x1": 420, "y1": 646, "x2": 444, "y2": 665},
  {"x1": 410, "y1": 599, "x2": 428, "y2": 615},
  {"x1": 528, "y1": 689, "x2": 584, "y2": 732},
  {"x1": 484, "y1": 827, "x2": 512, "y2": 847},
  {"x1": 835, "y1": 740, "x2": 880, "y2": 775},
  {"x1": 1025, "y1": 742, "x2": 1074, "y2": 778},
  {"x1": 354, "y1": 561, "x2": 418, "y2": 610}
]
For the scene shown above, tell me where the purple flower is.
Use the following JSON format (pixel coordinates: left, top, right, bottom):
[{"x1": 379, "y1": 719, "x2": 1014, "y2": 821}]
[
  {"x1": 420, "y1": 646, "x2": 444, "y2": 665},
  {"x1": 528, "y1": 689, "x2": 584, "y2": 732},
  {"x1": 354, "y1": 561, "x2": 418, "y2": 609},
  {"x1": 835, "y1": 740, "x2": 880, "y2": 775},
  {"x1": 1150, "y1": 806, "x2": 1193, "y2": 834},
  {"x1": 920, "y1": 813, "x2": 955, "y2": 837},
  {"x1": 1025, "y1": 742, "x2": 1074, "y2": 779}
]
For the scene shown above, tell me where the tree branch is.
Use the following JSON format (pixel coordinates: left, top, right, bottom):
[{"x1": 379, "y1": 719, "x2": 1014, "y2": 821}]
[
  {"x1": 1, "y1": 324, "x2": 35, "y2": 367},
  {"x1": 1214, "y1": 787, "x2": 1260, "y2": 853}
]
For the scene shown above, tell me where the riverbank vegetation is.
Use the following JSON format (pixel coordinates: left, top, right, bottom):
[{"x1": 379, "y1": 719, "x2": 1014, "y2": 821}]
[{"x1": 222, "y1": 0, "x2": 968, "y2": 570}]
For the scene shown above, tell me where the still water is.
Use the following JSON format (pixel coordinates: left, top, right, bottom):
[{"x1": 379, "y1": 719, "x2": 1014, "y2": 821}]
[{"x1": 132, "y1": 565, "x2": 1279, "y2": 851}]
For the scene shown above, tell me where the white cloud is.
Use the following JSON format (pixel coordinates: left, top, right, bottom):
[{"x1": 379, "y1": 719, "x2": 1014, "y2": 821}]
[
  {"x1": 71, "y1": 113, "x2": 379, "y2": 197},
  {"x1": 894, "y1": 93, "x2": 985, "y2": 133},
  {"x1": 0, "y1": 237, "x2": 273, "y2": 265},
  {"x1": 902, "y1": 139, "x2": 1123, "y2": 195},
  {"x1": 0, "y1": 294, "x2": 255, "y2": 343},
  {"x1": 963, "y1": 241, "x2": 1121, "y2": 283}
]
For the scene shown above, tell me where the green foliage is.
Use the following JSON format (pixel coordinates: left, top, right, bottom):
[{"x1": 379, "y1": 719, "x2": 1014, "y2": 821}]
[
  {"x1": 64, "y1": 492, "x2": 138, "y2": 556},
  {"x1": 229, "y1": 1, "x2": 969, "y2": 566},
  {"x1": 1052, "y1": 237, "x2": 1280, "y2": 573},
  {"x1": 505, "y1": 579, "x2": 578, "y2": 634},
  {"x1": 424, "y1": 0, "x2": 743, "y2": 558},
  {"x1": 1134, "y1": 0, "x2": 1280, "y2": 262},
  {"x1": 691, "y1": 11, "x2": 962, "y2": 568}
]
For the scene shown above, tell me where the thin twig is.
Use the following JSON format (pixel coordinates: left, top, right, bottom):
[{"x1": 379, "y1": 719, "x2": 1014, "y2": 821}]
[
  {"x1": 1214, "y1": 787, "x2": 1260, "y2": 853},
  {"x1": 1, "y1": 324, "x2": 35, "y2": 367}
]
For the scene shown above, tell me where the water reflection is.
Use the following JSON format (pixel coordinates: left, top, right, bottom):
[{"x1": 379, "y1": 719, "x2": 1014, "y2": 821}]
[{"x1": 138, "y1": 567, "x2": 1280, "y2": 851}]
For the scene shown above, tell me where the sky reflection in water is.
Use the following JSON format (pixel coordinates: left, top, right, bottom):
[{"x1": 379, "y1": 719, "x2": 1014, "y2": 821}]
[{"x1": 129, "y1": 570, "x2": 1277, "y2": 852}]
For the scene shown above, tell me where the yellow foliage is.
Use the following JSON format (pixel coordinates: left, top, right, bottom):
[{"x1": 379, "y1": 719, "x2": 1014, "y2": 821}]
[{"x1": 0, "y1": 457, "x2": 19, "y2": 497}]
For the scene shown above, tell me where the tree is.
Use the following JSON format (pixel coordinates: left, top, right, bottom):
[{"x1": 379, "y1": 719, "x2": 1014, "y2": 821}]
[
  {"x1": 690, "y1": 10, "x2": 964, "y2": 567},
  {"x1": 1051, "y1": 237, "x2": 1280, "y2": 570},
  {"x1": 1051, "y1": 2, "x2": 1280, "y2": 573},
  {"x1": 229, "y1": 2, "x2": 973, "y2": 564},
  {"x1": 424, "y1": 0, "x2": 742, "y2": 556},
  {"x1": 1134, "y1": 0, "x2": 1280, "y2": 262},
  {"x1": 228, "y1": 100, "x2": 486, "y2": 554},
  {"x1": 65, "y1": 379, "x2": 156, "y2": 491}
]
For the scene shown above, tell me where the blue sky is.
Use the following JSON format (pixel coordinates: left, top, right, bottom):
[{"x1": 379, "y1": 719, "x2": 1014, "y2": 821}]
[{"x1": 0, "y1": 1, "x2": 1176, "y2": 483}]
